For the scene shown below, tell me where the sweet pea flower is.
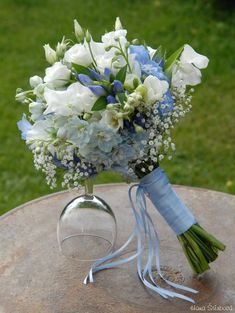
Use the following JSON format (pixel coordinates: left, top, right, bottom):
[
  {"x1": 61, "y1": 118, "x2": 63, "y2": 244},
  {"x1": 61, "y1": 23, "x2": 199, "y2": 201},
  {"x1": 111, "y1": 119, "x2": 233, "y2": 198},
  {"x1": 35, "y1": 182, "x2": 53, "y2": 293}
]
[
  {"x1": 63, "y1": 43, "x2": 92, "y2": 66},
  {"x1": 44, "y1": 82, "x2": 97, "y2": 116},
  {"x1": 44, "y1": 62, "x2": 71, "y2": 88},
  {"x1": 143, "y1": 75, "x2": 169, "y2": 104},
  {"x1": 172, "y1": 44, "x2": 209, "y2": 87}
]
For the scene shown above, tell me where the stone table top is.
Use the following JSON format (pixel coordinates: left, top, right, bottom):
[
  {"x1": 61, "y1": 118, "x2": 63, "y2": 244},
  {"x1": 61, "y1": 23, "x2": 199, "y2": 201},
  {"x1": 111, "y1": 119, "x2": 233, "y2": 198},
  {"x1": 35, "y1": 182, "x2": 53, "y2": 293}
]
[{"x1": 0, "y1": 184, "x2": 235, "y2": 313}]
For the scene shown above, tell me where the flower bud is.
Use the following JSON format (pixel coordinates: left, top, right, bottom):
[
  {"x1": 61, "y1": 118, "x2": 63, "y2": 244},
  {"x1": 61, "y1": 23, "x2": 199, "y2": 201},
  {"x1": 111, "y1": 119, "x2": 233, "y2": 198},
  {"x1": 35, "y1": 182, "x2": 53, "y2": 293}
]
[
  {"x1": 115, "y1": 17, "x2": 123, "y2": 30},
  {"x1": 56, "y1": 36, "x2": 68, "y2": 58},
  {"x1": 83, "y1": 113, "x2": 92, "y2": 120},
  {"x1": 29, "y1": 75, "x2": 43, "y2": 88},
  {"x1": 74, "y1": 19, "x2": 84, "y2": 42},
  {"x1": 85, "y1": 30, "x2": 91, "y2": 43},
  {"x1": 43, "y1": 44, "x2": 57, "y2": 64},
  {"x1": 131, "y1": 39, "x2": 139, "y2": 45},
  {"x1": 136, "y1": 84, "x2": 147, "y2": 97},
  {"x1": 134, "y1": 123, "x2": 144, "y2": 133}
]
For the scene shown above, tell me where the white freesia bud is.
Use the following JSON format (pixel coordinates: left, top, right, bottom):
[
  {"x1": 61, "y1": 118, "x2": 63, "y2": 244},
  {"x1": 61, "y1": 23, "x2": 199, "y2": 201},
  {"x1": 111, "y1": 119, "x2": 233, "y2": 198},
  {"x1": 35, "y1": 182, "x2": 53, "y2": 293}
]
[
  {"x1": 29, "y1": 75, "x2": 43, "y2": 88},
  {"x1": 74, "y1": 19, "x2": 84, "y2": 42},
  {"x1": 43, "y1": 44, "x2": 57, "y2": 64},
  {"x1": 115, "y1": 17, "x2": 123, "y2": 30}
]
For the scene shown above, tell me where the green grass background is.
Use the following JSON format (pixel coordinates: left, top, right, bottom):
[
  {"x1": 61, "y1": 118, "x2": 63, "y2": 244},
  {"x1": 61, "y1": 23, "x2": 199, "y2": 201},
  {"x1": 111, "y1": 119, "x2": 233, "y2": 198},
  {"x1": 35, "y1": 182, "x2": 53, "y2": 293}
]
[{"x1": 0, "y1": 0, "x2": 235, "y2": 215}]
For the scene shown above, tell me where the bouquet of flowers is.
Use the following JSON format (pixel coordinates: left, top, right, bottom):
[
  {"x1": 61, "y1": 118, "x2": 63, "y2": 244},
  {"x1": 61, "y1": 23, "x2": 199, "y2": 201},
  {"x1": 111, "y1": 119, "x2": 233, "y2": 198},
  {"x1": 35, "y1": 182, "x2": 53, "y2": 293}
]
[{"x1": 16, "y1": 18, "x2": 225, "y2": 302}]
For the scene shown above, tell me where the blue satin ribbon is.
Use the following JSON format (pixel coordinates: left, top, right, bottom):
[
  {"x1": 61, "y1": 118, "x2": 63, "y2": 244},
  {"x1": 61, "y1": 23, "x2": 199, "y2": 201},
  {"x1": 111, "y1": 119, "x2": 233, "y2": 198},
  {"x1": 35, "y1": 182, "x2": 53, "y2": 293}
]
[{"x1": 84, "y1": 167, "x2": 198, "y2": 303}]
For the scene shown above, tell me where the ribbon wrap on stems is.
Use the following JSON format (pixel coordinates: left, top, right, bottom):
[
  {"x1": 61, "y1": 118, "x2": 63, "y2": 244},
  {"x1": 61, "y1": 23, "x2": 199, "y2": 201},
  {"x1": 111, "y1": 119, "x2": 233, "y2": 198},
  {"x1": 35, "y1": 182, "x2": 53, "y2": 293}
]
[{"x1": 84, "y1": 167, "x2": 198, "y2": 303}]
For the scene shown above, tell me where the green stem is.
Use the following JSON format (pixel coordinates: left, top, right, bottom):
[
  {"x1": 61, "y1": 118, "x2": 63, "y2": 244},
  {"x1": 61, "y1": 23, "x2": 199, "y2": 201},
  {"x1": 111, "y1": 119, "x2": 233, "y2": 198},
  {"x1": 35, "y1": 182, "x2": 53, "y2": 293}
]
[{"x1": 191, "y1": 224, "x2": 226, "y2": 251}]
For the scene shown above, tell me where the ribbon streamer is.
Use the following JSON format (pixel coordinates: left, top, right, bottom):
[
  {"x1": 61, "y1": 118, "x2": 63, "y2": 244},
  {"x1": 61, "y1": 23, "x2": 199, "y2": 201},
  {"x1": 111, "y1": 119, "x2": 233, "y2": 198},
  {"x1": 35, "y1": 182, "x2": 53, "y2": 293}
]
[{"x1": 84, "y1": 167, "x2": 198, "y2": 303}]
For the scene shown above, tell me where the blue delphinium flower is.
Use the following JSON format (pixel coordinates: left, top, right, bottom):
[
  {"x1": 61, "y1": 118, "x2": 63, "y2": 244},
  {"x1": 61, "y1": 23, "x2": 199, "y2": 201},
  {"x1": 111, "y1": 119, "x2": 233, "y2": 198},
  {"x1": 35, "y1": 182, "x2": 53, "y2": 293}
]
[
  {"x1": 66, "y1": 117, "x2": 91, "y2": 147},
  {"x1": 157, "y1": 90, "x2": 175, "y2": 116},
  {"x1": 89, "y1": 123, "x2": 122, "y2": 153},
  {"x1": 129, "y1": 45, "x2": 167, "y2": 81},
  {"x1": 17, "y1": 114, "x2": 32, "y2": 140}
]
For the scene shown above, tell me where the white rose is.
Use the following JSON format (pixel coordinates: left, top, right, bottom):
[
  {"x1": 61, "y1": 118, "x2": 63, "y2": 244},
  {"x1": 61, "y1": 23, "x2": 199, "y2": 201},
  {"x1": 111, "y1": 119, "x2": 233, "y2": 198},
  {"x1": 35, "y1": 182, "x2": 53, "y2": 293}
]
[
  {"x1": 29, "y1": 75, "x2": 43, "y2": 88},
  {"x1": 44, "y1": 62, "x2": 71, "y2": 88},
  {"x1": 44, "y1": 82, "x2": 97, "y2": 116},
  {"x1": 143, "y1": 75, "x2": 169, "y2": 104},
  {"x1": 63, "y1": 44, "x2": 92, "y2": 66},
  {"x1": 172, "y1": 44, "x2": 209, "y2": 87},
  {"x1": 101, "y1": 29, "x2": 127, "y2": 48}
]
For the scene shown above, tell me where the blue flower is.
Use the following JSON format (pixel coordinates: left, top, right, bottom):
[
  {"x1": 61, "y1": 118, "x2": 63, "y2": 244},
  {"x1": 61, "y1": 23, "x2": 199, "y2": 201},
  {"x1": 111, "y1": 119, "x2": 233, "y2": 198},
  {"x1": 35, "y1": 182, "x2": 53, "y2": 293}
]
[
  {"x1": 88, "y1": 85, "x2": 107, "y2": 96},
  {"x1": 112, "y1": 80, "x2": 124, "y2": 94},
  {"x1": 17, "y1": 114, "x2": 32, "y2": 140},
  {"x1": 107, "y1": 95, "x2": 116, "y2": 104},
  {"x1": 90, "y1": 123, "x2": 122, "y2": 153},
  {"x1": 129, "y1": 45, "x2": 168, "y2": 81},
  {"x1": 157, "y1": 90, "x2": 174, "y2": 116}
]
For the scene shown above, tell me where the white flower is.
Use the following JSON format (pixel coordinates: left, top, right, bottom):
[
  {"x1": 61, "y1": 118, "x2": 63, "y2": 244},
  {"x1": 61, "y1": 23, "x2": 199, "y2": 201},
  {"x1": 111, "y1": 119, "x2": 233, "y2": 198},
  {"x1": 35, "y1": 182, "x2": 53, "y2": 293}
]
[
  {"x1": 101, "y1": 29, "x2": 127, "y2": 49},
  {"x1": 29, "y1": 101, "x2": 43, "y2": 121},
  {"x1": 43, "y1": 44, "x2": 57, "y2": 64},
  {"x1": 44, "y1": 82, "x2": 97, "y2": 116},
  {"x1": 29, "y1": 75, "x2": 43, "y2": 88},
  {"x1": 99, "y1": 110, "x2": 123, "y2": 131},
  {"x1": 63, "y1": 44, "x2": 92, "y2": 66},
  {"x1": 26, "y1": 118, "x2": 53, "y2": 143},
  {"x1": 44, "y1": 62, "x2": 71, "y2": 88},
  {"x1": 147, "y1": 46, "x2": 157, "y2": 59},
  {"x1": 143, "y1": 75, "x2": 169, "y2": 104},
  {"x1": 172, "y1": 44, "x2": 209, "y2": 87}
]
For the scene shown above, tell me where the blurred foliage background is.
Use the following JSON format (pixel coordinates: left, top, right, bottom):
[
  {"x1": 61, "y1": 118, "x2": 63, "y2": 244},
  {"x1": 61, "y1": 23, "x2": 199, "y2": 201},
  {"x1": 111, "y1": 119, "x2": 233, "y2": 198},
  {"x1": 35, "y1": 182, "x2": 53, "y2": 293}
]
[{"x1": 0, "y1": 0, "x2": 235, "y2": 215}]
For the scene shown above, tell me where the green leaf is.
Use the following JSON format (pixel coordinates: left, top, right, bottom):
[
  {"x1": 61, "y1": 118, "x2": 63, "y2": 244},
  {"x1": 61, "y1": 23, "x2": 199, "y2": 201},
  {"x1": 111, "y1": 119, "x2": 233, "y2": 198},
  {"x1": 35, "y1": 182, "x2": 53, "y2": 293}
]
[
  {"x1": 72, "y1": 63, "x2": 92, "y2": 77},
  {"x1": 116, "y1": 65, "x2": 128, "y2": 83},
  {"x1": 117, "y1": 93, "x2": 127, "y2": 107},
  {"x1": 164, "y1": 46, "x2": 184, "y2": 71},
  {"x1": 91, "y1": 96, "x2": 107, "y2": 111}
]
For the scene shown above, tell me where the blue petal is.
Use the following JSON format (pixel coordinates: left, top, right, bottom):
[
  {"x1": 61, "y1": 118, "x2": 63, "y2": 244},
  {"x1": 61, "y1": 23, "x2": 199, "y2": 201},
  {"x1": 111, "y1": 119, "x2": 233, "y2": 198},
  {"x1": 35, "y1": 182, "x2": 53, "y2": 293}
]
[
  {"x1": 129, "y1": 45, "x2": 150, "y2": 64},
  {"x1": 88, "y1": 85, "x2": 107, "y2": 96},
  {"x1": 17, "y1": 114, "x2": 32, "y2": 140},
  {"x1": 112, "y1": 80, "x2": 124, "y2": 94},
  {"x1": 107, "y1": 95, "x2": 116, "y2": 104},
  {"x1": 158, "y1": 90, "x2": 174, "y2": 115},
  {"x1": 104, "y1": 68, "x2": 111, "y2": 80},
  {"x1": 78, "y1": 74, "x2": 93, "y2": 85},
  {"x1": 158, "y1": 58, "x2": 165, "y2": 68},
  {"x1": 124, "y1": 120, "x2": 135, "y2": 133},
  {"x1": 88, "y1": 68, "x2": 101, "y2": 81}
]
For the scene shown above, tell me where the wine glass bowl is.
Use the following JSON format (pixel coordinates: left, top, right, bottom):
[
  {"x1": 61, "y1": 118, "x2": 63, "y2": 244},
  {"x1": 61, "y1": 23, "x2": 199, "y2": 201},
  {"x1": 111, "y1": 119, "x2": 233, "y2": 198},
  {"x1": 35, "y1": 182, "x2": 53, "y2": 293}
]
[{"x1": 57, "y1": 193, "x2": 117, "y2": 261}]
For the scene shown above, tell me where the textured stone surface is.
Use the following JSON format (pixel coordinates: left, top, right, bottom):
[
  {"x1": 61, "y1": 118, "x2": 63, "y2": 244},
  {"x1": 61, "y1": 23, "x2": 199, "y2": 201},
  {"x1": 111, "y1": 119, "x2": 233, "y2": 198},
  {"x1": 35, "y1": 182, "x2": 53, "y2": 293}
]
[{"x1": 0, "y1": 184, "x2": 235, "y2": 313}]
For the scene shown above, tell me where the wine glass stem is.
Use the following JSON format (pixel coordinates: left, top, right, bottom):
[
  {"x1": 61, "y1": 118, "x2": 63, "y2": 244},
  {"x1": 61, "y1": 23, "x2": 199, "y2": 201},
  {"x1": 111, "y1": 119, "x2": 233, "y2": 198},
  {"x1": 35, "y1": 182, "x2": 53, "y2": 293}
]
[{"x1": 85, "y1": 179, "x2": 94, "y2": 195}]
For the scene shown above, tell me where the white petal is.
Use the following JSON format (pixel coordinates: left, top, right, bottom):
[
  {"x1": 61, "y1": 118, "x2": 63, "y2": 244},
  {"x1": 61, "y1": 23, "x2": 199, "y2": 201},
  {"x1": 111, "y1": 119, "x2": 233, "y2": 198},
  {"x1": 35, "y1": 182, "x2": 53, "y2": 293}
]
[{"x1": 181, "y1": 44, "x2": 209, "y2": 69}]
